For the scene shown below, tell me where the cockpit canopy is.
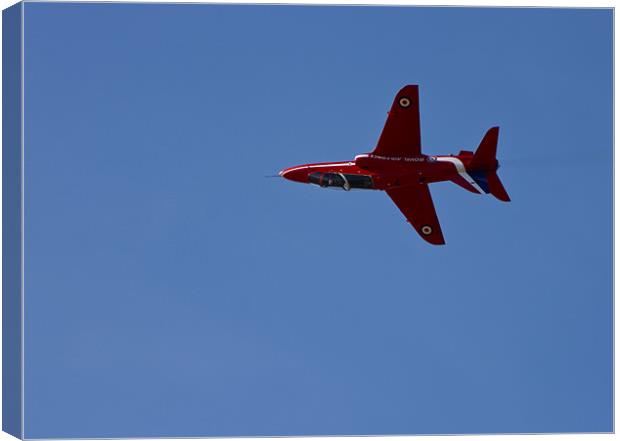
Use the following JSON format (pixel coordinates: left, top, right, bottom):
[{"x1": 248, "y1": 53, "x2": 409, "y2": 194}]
[{"x1": 308, "y1": 172, "x2": 374, "y2": 190}]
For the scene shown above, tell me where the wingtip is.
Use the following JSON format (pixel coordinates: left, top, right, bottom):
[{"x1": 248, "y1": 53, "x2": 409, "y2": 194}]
[
  {"x1": 428, "y1": 238, "x2": 446, "y2": 246},
  {"x1": 399, "y1": 84, "x2": 419, "y2": 92}
]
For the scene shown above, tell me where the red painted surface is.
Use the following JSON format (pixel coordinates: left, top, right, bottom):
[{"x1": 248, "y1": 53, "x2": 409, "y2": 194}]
[{"x1": 280, "y1": 85, "x2": 510, "y2": 245}]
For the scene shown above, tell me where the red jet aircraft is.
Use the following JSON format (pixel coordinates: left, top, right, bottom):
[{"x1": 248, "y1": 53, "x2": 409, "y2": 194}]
[{"x1": 279, "y1": 85, "x2": 510, "y2": 245}]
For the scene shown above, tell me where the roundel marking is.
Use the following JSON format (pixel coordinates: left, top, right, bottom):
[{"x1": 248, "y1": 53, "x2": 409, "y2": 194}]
[
  {"x1": 398, "y1": 97, "x2": 411, "y2": 108},
  {"x1": 421, "y1": 225, "x2": 433, "y2": 236}
]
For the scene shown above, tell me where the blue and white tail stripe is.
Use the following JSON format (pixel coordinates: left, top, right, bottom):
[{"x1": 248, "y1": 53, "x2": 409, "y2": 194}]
[
  {"x1": 435, "y1": 157, "x2": 487, "y2": 194},
  {"x1": 467, "y1": 170, "x2": 490, "y2": 193}
]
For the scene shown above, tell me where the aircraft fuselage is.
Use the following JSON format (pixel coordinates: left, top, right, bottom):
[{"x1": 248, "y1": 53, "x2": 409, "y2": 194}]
[{"x1": 280, "y1": 151, "x2": 496, "y2": 195}]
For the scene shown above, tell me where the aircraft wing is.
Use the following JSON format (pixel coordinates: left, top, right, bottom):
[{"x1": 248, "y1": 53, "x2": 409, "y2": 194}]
[
  {"x1": 373, "y1": 85, "x2": 421, "y2": 157},
  {"x1": 386, "y1": 184, "x2": 445, "y2": 245}
]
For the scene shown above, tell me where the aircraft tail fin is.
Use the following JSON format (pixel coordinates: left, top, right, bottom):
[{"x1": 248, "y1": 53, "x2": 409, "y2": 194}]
[
  {"x1": 468, "y1": 126, "x2": 511, "y2": 202},
  {"x1": 469, "y1": 126, "x2": 499, "y2": 170}
]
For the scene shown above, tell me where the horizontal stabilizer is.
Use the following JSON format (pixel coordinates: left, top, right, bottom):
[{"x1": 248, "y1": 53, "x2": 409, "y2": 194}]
[{"x1": 487, "y1": 171, "x2": 510, "y2": 202}]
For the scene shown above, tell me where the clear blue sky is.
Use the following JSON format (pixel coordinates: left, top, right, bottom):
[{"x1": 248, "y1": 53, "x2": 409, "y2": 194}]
[{"x1": 23, "y1": 4, "x2": 612, "y2": 437}]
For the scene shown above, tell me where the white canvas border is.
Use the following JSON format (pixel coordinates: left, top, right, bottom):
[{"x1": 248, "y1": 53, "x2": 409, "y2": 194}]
[{"x1": 0, "y1": 1, "x2": 614, "y2": 440}]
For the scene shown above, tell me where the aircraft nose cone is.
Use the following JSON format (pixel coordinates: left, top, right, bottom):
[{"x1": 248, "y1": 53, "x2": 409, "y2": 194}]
[{"x1": 279, "y1": 167, "x2": 308, "y2": 183}]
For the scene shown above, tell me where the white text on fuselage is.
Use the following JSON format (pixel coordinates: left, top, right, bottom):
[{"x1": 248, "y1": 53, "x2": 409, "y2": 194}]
[{"x1": 365, "y1": 154, "x2": 437, "y2": 162}]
